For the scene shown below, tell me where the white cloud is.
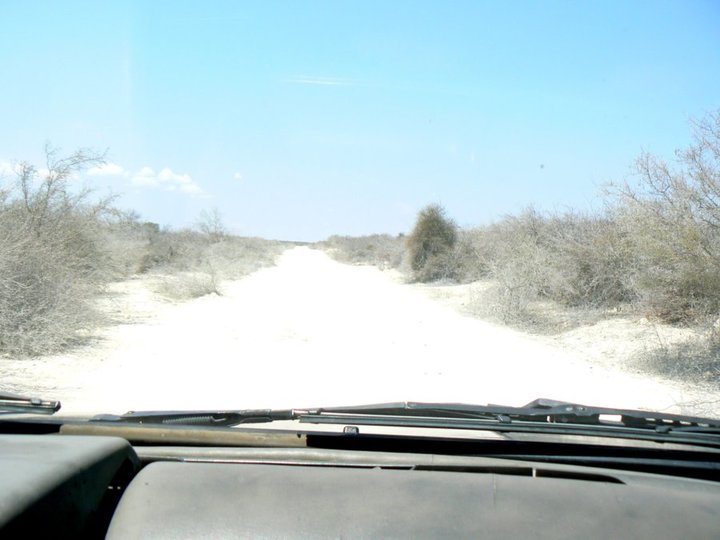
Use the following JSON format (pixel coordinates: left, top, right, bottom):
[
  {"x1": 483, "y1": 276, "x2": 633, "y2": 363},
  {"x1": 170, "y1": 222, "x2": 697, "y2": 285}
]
[
  {"x1": 131, "y1": 167, "x2": 158, "y2": 187},
  {"x1": 131, "y1": 166, "x2": 202, "y2": 195},
  {"x1": 87, "y1": 162, "x2": 128, "y2": 177},
  {"x1": 233, "y1": 172, "x2": 243, "y2": 181},
  {"x1": 3, "y1": 156, "x2": 204, "y2": 197},
  {"x1": 158, "y1": 168, "x2": 201, "y2": 194}
]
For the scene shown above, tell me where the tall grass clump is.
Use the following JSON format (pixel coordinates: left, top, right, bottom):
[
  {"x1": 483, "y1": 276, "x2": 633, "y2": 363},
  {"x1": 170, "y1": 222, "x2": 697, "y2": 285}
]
[{"x1": 406, "y1": 204, "x2": 458, "y2": 282}]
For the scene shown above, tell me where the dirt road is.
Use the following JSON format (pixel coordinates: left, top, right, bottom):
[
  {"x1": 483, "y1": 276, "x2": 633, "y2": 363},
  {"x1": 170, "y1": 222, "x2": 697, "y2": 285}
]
[{"x1": 0, "y1": 247, "x2": 701, "y2": 416}]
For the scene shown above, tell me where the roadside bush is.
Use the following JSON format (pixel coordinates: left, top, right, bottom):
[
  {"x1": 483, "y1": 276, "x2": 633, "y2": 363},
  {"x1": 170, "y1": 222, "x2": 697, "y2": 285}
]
[
  {"x1": 636, "y1": 332, "x2": 720, "y2": 384},
  {"x1": 0, "y1": 147, "x2": 287, "y2": 355},
  {"x1": 141, "y1": 227, "x2": 287, "y2": 300},
  {"x1": 137, "y1": 224, "x2": 284, "y2": 277},
  {"x1": 454, "y1": 208, "x2": 634, "y2": 321},
  {"x1": 406, "y1": 204, "x2": 458, "y2": 282},
  {"x1": 608, "y1": 110, "x2": 720, "y2": 323},
  {"x1": 137, "y1": 229, "x2": 205, "y2": 273},
  {"x1": 532, "y1": 211, "x2": 635, "y2": 307},
  {"x1": 320, "y1": 234, "x2": 405, "y2": 270},
  {"x1": 0, "y1": 146, "x2": 116, "y2": 356},
  {"x1": 154, "y1": 270, "x2": 221, "y2": 300},
  {"x1": 100, "y1": 216, "x2": 157, "y2": 277},
  {"x1": 449, "y1": 228, "x2": 495, "y2": 282},
  {"x1": 194, "y1": 208, "x2": 227, "y2": 243},
  {"x1": 450, "y1": 111, "x2": 720, "y2": 330}
]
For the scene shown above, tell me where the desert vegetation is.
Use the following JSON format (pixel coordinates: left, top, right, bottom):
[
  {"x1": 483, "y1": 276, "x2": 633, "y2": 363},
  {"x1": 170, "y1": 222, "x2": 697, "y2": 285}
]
[
  {"x1": 323, "y1": 111, "x2": 720, "y2": 384},
  {"x1": 0, "y1": 145, "x2": 285, "y2": 357},
  {"x1": 130, "y1": 219, "x2": 285, "y2": 301},
  {"x1": 405, "y1": 204, "x2": 459, "y2": 282},
  {"x1": 320, "y1": 233, "x2": 405, "y2": 270}
]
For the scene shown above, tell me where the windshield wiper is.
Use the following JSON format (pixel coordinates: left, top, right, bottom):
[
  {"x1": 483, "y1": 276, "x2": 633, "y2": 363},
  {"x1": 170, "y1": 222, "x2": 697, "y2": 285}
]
[
  {"x1": 91, "y1": 409, "x2": 295, "y2": 427},
  {"x1": 293, "y1": 399, "x2": 720, "y2": 446},
  {"x1": 303, "y1": 399, "x2": 720, "y2": 432},
  {"x1": 0, "y1": 391, "x2": 61, "y2": 415},
  {"x1": 89, "y1": 399, "x2": 720, "y2": 446}
]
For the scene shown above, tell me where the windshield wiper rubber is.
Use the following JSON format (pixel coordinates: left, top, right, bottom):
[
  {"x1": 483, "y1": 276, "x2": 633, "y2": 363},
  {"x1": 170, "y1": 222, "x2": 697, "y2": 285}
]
[{"x1": 0, "y1": 391, "x2": 61, "y2": 415}]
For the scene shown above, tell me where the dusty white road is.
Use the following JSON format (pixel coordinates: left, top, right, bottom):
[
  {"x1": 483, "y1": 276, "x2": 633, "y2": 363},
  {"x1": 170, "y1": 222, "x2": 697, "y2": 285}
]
[{"x1": 1, "y1": 247, "x2": 701, "y2": 416}]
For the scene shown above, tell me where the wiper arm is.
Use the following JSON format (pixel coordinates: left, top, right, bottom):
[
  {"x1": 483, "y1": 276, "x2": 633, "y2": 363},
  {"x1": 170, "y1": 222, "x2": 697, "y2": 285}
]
[
  {"x1": 88, "y1": 399, "x2": 720, "y2": 446},
  {"x1": 292, "y1": 400, "x2": 720, "y2": 448},
  {"x1": 0, "y1": 391, "x2": 61, "y2": 415},
  {"x1": 91, "y1": 409, "x2": 296, "y2": 427},
  {"x1": 305, "y1": 399, "x2": 720, "y2": 432}
]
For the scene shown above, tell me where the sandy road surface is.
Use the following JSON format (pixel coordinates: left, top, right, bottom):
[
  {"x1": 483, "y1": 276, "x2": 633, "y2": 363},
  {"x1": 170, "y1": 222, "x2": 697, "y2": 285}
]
[{"x1": 0, "y1": 247, "x2": 703, "y2": 416}]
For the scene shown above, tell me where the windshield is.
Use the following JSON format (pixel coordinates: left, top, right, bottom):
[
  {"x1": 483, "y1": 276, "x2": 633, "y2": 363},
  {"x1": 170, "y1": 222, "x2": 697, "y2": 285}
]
[{"x1": 1, "y1": 1, "x2": 719, "y2": 421}]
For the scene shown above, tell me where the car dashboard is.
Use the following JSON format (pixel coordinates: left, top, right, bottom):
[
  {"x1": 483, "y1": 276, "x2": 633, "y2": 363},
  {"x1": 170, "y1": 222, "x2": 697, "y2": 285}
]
[{"x1": 1, "y1": 421, "x2": 720, "y2": 539}]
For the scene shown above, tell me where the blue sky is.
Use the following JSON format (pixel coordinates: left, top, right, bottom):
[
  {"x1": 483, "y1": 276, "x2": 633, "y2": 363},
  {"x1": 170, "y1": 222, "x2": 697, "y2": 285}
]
[{"x1": 1, "y1": 1, "x2": 719, "y2": 241}]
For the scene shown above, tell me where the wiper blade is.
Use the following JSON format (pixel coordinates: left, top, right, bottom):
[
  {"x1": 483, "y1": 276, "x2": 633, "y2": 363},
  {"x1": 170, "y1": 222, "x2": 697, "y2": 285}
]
[
  {"x1": 88, "y1": 399, "x2": 720, "y2": 447},
  {"x1": 305, "y1": 399, "x2": 720, "y2": 431},
  {"x1": 294, "y1": 399, "x2": 720, "y2": 446},
  {"x1": 91, "y1": 409, "x2": 295, "y2": 427},
  {"x1": 0, "y1": 391, "x2": 61, "y2": 415}
]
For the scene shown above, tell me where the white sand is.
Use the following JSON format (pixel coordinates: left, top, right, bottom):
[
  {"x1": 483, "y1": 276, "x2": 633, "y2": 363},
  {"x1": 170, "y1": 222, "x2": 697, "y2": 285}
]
[{"x1": 1, "y1": 247, "x2": 715, "y2": 417}]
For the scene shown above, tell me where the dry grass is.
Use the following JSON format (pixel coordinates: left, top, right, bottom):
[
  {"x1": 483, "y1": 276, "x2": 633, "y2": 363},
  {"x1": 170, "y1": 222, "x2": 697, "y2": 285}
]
[
  {"x1": 148, "y1": 235, "x2": 287, "y2": 301},
  {"x1": 460, "y1": 281, "x2": 606, "y2": 334},
  {"x1": 633, "y1": 324, "x2": 720, "y2": 388},
  {"x1": 153, "y1": 271, "x2": 221, "y2": 301},
  {"x1": 319, "y1": 234, "x2": 405, "y2": 270}
]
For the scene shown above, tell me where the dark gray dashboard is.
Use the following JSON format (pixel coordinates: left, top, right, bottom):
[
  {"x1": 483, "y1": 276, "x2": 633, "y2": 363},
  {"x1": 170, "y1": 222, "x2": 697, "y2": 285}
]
[
  {"x1": 107, "y1": 458, "x2": 720, "y2": 539},
  {"x1": 2, "y1": 433, "x2": 720, "y2": 539},
  {"x1": 0, "y1": 434, "x2": 138, "y2": 537}
]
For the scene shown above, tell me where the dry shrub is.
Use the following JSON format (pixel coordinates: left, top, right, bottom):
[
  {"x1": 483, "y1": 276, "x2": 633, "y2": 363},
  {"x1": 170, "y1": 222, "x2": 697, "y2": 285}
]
[
  {"x1": 0, "y1": 146, "x2": 116, "y2": 356},
  {"x1": 154, "y1": 271, "x2": 221, "y2": 301},
  {"x1": 453, "y1": 208, "x2": 634, "y2": 325},
  {"x1": 101, "y1": 218, "x2": 157, "y2": 277},
  {"x1": 406, "y1": 204, "x2": 458, "y2": 282},
  {"x1": 206, "y1": 236, "x2": 288, "y2": 279},
  {"x1": 143, "y1": 229, "x2": 287, "y2": 301},
  {"x1": 320, "y1": 234, "x2": 405, "y2": 270},
  {"x1": 636, "y1": 331, "x2": 720, "y2": 385},
  {"x1": 390, "y1": 112, "x2": 720, "y2": 379},
  {"x1": 135, "y1": 206, "x2": 284, "y2": 281},
  {"x1": 608, "y1": 113, "x2": 720, "y2": 323},
  {"x1": 533, "y1": 212, "x2": 635, "y2": 308},
  {"x1": 449, "y1": 229, "x2": 494, "y2": 282},
  {"x1": 455, "y1": 111, "x2": 720, "y2": 332},
  {"x1": 0, "y1": 147, "x2": 287, "y2": 355}
]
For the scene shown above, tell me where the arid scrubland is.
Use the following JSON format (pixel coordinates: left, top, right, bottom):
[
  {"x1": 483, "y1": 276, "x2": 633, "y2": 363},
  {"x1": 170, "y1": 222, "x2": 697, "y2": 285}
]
[
  {"x1": 0, "y1": 145, "x2": 286, "y2": 357},
  {"x1": 3, "y1": 111, "x2": 720, "y2": 392},
  {"x1": 324, "y1": 111, "x2": 720, "y2": 386}
]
